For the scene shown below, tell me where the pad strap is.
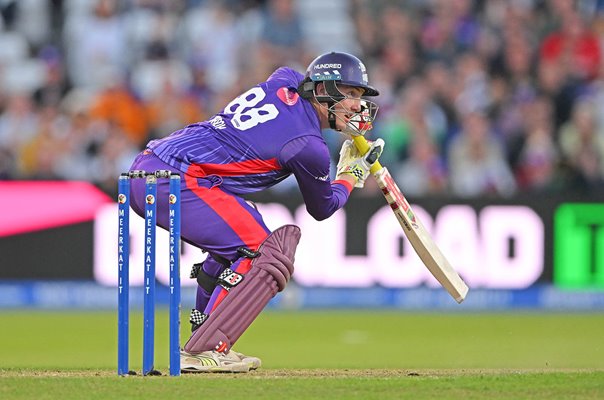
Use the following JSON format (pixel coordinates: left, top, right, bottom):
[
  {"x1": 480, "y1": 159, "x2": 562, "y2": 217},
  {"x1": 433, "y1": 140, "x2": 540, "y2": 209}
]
[
  {"x1": 191, "y1": 247, "x2": 260, "y2": 293},
  {"x1": 191, "y1": 263, "x2": 219, "y2": 293},
  {"x1": 216, "y1": 268, "x2": 244, "y2": 291},
  {"x1": 190, "y1": 309, "x2": 208, "y2": 332}
]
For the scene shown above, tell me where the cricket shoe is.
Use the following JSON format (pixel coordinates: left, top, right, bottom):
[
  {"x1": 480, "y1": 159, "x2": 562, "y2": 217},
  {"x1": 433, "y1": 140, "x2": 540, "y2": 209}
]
[
  {"x1": 230, "y1": 350, "x2": 262, "y2": 370},
  {"x1": 180, "y1": 350, "x2": 251, "y2": 373}
]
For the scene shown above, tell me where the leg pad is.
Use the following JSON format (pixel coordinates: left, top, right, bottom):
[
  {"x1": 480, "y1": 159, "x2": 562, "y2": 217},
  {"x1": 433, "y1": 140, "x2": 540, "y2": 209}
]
[{"x1": 184, "y1": 225, "x2": 301, "y2": 354}]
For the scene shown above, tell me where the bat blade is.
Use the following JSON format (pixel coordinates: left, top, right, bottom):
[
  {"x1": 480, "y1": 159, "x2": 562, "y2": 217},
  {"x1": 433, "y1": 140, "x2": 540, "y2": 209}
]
[
  {"x1": 351, "y1": 135, "x2": 468, "y2": 303},
  {"x1": 374, "y1": 168, "x2": 468, "y2": 303}
]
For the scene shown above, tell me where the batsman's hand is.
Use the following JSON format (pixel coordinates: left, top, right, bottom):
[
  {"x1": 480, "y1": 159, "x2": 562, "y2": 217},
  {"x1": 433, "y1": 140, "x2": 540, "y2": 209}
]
[{"x1": 336, "y1": 138, "x2": 385, "y2": 188}]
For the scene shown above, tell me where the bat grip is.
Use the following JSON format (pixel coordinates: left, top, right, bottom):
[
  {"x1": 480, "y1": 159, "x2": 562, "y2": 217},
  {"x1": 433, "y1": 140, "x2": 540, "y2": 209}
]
[{"x1": 352, "y1": 135, "x2": 383, "y2": 174}]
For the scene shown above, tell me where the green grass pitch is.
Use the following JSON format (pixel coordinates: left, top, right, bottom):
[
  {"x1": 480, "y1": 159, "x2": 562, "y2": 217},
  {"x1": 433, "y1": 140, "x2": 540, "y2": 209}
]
[{"x1": 1, "y1": 310, "x2": 603, "y2": 399}]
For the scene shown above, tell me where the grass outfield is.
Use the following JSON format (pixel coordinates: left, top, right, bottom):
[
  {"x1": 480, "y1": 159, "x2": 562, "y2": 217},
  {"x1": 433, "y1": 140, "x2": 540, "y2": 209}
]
[{"x1": 0, "y1": 310, "x2": 603, "y2": 399}]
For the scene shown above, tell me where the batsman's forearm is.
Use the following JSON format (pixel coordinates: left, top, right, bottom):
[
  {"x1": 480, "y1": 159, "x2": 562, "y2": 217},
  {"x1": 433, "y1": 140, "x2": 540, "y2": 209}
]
[{"x1": 352, "y1": 135, "x2": 383, "y2": 174}]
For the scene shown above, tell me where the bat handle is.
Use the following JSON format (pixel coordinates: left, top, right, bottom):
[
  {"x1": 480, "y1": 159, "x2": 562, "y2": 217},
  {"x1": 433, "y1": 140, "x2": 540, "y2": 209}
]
[{"x1": 352, "y1": 135, "x2": 383, "y2": 174}]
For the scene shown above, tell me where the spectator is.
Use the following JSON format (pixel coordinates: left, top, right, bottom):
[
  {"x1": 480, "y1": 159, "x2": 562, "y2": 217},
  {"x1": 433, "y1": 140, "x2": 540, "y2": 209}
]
[
  {"x1": 377, "y1": 78, "x2": 447, "y2": 166},
  {"x1": 63, "y1": 0, "x2": 128, "y2": 89},
  {"x1": 380, "y1": 37, "x2": 418, "y2": 93},
  {"x1": 420, "y1": 0, "x2": 481, "y2": 63},
  {"x1": 540, "y1": 9, "x2": 601, "y2": 81},
  {"x1": 89, "y1": 122, "x2": 140, "y2": 193},
  {"x1": 144, "y1": 77, "x2": 204, "y2": 139},
  {"x1": 258, "y1": 0, "x2": 306, "y2": 69},
  {"x1": 448, "y1": 111, "x2": 517, "y2": 197},
  {"x1": 33, "y1": 46, "x2": 69, "y2": 109},
  {"x1": 88, "y1": 69, "x2": 149, "y2": 147},
  {"x1": 0, "y1": 93, "x2": 39, "y2": 176},
  {"x1": 423, "y1": 61, "x2": 458, "y2": 130},
  {"x1": 452, "y1": 52, "x2": 492, "y2": 116},
  {"x1": 393, "y1": 130, "x2": 448, "y2": 197},
  {"x1": 558, "y1": 99, "x2": 604, "y2": 191},
  {"x1": 536, "y1": 60, "x2": 577, "y2": 130},
  {"x1": 0, "y1": 146, "x2": 14, "y2": 179},
  {"x1": 183, "y1": 2, "x2": 240, "y2": 92},
  {"x1": 513, "y1": 96, "x2": 561, "y2": 192},
  {"x1": 19, "y1": 102, "x2": 68, "y2": 178}
]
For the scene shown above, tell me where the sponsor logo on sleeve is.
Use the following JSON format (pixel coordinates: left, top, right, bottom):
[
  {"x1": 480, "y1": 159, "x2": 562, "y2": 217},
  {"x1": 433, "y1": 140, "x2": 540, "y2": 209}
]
[{"x1": 277, "y1": 87, "x2": 299, "y2": 106}]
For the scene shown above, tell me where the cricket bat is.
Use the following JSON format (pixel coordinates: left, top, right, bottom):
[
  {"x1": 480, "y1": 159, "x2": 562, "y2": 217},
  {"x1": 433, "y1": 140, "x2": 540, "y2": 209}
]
[{"x1": 352, "y1": 135, "x2": 469, "y2": 303}]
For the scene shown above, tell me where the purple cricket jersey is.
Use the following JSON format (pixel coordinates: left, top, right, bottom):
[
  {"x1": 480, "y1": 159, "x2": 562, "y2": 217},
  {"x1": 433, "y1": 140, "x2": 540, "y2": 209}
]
[{"x1": 147, "y1": 67, "x2": 351, "y2": 220}]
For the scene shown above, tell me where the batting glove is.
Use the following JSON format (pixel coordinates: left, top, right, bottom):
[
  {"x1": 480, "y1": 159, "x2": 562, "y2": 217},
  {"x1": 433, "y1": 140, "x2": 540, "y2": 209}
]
[{"x1": 336, "y1": 138, "x2": 385, "y2": 188}]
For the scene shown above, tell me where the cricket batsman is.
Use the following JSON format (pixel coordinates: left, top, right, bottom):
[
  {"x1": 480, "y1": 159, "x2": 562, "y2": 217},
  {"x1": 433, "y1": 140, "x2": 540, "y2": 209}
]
[{"x1": 126, "y1": 51, "x2": 384, "y2": 372}]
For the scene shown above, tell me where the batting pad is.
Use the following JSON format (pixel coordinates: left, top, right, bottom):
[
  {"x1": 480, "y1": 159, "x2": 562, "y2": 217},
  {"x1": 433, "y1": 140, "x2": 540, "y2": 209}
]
[{"x1": 184, "y1": 224, "x2": 301, "y2": 354}]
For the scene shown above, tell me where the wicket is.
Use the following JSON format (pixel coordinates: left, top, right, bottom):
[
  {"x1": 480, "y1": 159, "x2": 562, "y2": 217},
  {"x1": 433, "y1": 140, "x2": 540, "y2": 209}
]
[{"x1": 117, "y1": 170, "x2": 182, "y2": 376}]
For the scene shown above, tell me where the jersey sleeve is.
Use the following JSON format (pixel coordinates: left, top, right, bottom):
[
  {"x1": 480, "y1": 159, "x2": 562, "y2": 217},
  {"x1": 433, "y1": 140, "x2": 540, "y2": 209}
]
[{"x1": 280, "y1": 135, "x2": 351, "y2": 221}]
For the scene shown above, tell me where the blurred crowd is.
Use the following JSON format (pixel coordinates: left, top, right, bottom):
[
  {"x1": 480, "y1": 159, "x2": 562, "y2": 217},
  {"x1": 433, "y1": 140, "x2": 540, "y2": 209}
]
[{"x1": 1, "y1": 0, "x2": 604, "y2": 198}]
